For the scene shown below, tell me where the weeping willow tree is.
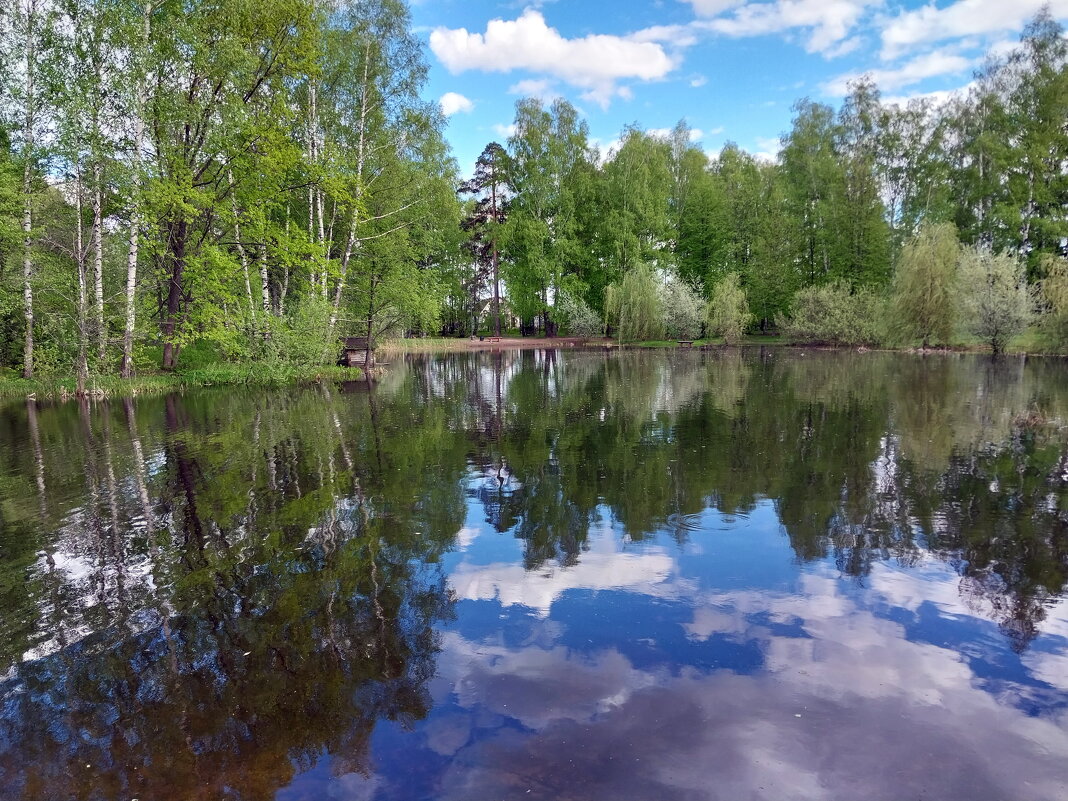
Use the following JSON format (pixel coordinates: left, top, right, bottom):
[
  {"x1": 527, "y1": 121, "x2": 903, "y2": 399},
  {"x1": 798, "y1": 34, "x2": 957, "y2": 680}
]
[
  {"x1": 707, "y1": 272, "x2": 751, "y2": 345},
  {"x1": 605, "y1": 263, "x2": 663, "y2": 342},
  {"x1": 1041, "y1": 255, "x2": 1068, "y2": 350},
  {"x1": 893, "y1": 222, "x2": 960, "y2": 347}
]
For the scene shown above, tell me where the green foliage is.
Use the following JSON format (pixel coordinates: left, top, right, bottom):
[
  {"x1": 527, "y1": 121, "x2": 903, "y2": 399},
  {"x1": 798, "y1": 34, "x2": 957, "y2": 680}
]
[
  {"x1": 555, "y1": 290, "x2": 601, "y2": 338},
  {"x1": 6, "y1": 4, "x2": 1068, "y2": 383},
  {"x1": 660, "y1": 274, "x2": 705, "y2": 340},
  {"x1": 707, "y1": 272, "x2": 751, "y2": 345},
  {"x1": 893, "y1": 222, "x2": 960, "y2": 347},
  {"x1": 265, "y1": 296, "x2": 334, "y2": 365},
  {"x1": 1038, "y1": 256, "x2": 1068, "y2": 351},
  {"x1": 957, "y1": 247, "x2": 1034, "y2": 355},
  {"x1": 605, "y1": 263, "x2": 663, "y2": 342},
  {"x1": 779, "y1": 281, "x2": 884, "y2": 346}
]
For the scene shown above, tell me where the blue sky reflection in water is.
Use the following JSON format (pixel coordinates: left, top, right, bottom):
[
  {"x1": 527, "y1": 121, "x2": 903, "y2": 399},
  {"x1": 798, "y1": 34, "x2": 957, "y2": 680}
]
[{"x1": 1, "y1": 350, "x2": 1068, "y2": 800}]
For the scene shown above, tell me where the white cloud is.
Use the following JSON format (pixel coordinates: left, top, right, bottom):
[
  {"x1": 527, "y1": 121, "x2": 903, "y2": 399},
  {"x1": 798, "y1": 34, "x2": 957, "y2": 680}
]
[
  {"x1": 629, "y1": 23, "x2": 702, "y2": 48},
  {"x1": 507, "y1": 78, "x2": 560, "y2": 101},
  {"x1": 708, "y1": 125, "x2": 725, "y2": 135},
  {"x1": 589, "y1": 136, "x2": 623, "y2": 162},
  {"x1": 422, "y1": 561, "x2": 1068, "y2": 801},
  {"x1": 429, "y1": 10, "x2": 677, "y2": 108},
  {"x1": 753, "y1": 135, "x2": 782, "y2": 162},
  {"x1": 822, "y1": 34, "x2": 863, "y2": 58},
  {"x1": 439, "y1": 91, "x2": 474, "y2": 116},
  {"x1": 447, "y1": 527, "x2": 680, "y2": 617},
  {"x1": 879, "y1": 0, "x2": 1068, "y2": 60},
  {"x1": 492, "y1": 123, "x2": 517, "y2": 139},
  {"x1": 881, "y1": 80, "x2": 976, "y2": 108},
  {"x1": 823, "y1": 49, "x2": 976, "y2": 96},
  {"x1": 689, "y1": 74, "x2": 708, "y2": 87},
  {"x1": 698, "y1": 0, "x2": 879, "y2": 55},
  {"x1": 682, "y1": 0, "x2": 746, "y2": 15}
]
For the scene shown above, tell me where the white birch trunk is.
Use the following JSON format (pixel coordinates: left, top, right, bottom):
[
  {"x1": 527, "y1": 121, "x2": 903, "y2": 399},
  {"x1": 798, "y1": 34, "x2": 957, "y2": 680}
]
[
  {"x1": 20, "y1": 0, "x2": 37, "y2": 379},
  {"x1": 121, "y1": 2, "x2": 152, "y2": 378},
  {"x1": 92, "y1": 162, "x2": 106, "y2": 361}
]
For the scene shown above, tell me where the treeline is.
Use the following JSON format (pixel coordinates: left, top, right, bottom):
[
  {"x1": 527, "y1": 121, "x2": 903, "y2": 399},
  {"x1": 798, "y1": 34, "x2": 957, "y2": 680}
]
[
  {"x1": 0, "y1": 0, "x2": 459, "y2": 386},
  {"x1": 451, "y1": 9, "x2": 1068, "y2": 350},
  {"x1": 2, "y1": 5, "x2": 1067, "y2": 385}
]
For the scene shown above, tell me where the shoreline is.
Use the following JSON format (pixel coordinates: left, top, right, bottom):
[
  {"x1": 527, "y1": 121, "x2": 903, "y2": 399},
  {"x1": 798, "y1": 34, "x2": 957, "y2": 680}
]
[
  {"x1": 0, "y1": 364, "x2": 361, "y2": 403},
  {"x1": 5, "y1": 338, "x2": 1062, "y2": 404},
  {"x1": 379, "y1": 335, "x2": 1062, "y2": 358}
]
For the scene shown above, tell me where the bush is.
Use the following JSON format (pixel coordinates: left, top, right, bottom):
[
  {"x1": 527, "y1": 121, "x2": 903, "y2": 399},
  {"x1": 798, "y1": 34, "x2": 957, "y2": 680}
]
[
  {"x1": 1040, "y1": 256, "x2": 1068, "y2": 352},
  {"x1": 556, "y1": 291, "x2": 602, "y2": 338},
  {"x1": 779, "y1": 281, "x2": 884, "y2": 346},
  {"x1": 660, "y1": 275, "x2": 706, "y2": 340},
  {"x1": 957, "y1": 247, "x2": 1033, "y2": 355},
  {"x1": 707, "y1": 272, "x2": 751, "y2": 345},
  {"x1": 262, "y1": 296, "x2": 334, "y2": 365}
]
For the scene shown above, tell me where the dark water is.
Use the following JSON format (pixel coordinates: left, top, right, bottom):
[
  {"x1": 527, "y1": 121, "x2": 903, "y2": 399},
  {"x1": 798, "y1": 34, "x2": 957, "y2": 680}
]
[{"x1": 2, "y1": 349, "x2": 1068, "y2": 801}]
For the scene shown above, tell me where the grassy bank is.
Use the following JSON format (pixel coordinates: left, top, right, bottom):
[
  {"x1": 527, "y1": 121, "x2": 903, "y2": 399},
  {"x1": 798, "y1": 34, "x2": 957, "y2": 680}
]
[
  {"x1": 383, "y1": 329, "x2": 1064, "y2": 356},
  {"x1": 377, "y1": 337, "x2": 478, "y2": 354},
  {"x1": 0, "y1": 363, "x2": 361, "y2": 402}
]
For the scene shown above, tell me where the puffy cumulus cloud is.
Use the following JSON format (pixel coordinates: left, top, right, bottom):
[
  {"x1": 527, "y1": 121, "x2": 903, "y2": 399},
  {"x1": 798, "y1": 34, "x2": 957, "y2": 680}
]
[
  {"x1": 753, "y1": 134, "x2": 782, "y2": 162},
  {"x1": 879, "y1": 0, "x2": 1068, "y2": 60},
  {"x1": 434, "y1": 631, "x2": 662, "y2": 731},
  {"x1": 697, "y1": 0, "x2": 879, "y2": 55},
  {"x1": 439, "y1": 91, "x2": 474, "y2": 116},
  {"x1": 425, "y1": 565, "x2": 1068, "y2": 801},
  {"x1": 491, "y1": 122, "x2": 517, "y2": 139},
  {"x1": 507, "y1": 77, "x2": 559, "y2": 101},
  {"x1": 682, "y1": 0, "x2": 747, "y2": 15},
  {"x1": 429, "y1": 10, "x2": 677, "y2": 108},
  {"x1": 447, "y1": 527, "x2": 681, "y2": 617},
  {"x1": 822, "y1": 49, "x2": 976, "y2": 96}
]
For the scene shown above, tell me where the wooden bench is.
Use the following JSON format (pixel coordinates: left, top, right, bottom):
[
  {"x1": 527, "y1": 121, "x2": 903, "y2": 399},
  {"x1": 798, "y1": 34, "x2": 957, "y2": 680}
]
[
  {"x1": 677, "y1": 340, "x2": 694, "y2": 348},
  {"x1": 487, "y1": 336, "x2": 502, "y2": 343}
]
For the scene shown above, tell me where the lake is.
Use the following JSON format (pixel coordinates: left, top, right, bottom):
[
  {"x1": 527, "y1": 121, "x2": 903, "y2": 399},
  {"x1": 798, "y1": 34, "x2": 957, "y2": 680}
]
[{"x1": 2, "y1": 348, "x2": 1068, "y2": 801}]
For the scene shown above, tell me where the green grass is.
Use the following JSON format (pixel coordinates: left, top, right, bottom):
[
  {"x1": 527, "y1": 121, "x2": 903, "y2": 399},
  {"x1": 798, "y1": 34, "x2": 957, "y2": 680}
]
[
  {"x1": 0, "y1": 363, "x2": 360, "y2": 402},
  {"x1": 378, "y1": 336, "x2": 474, "y2": 353}
]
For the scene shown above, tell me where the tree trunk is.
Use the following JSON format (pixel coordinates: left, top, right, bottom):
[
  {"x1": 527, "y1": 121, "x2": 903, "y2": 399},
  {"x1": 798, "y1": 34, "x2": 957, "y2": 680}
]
[
  {"x1": 161, "y1": 219, "x2": 188, "y2": 371},
  {"x1": 20, "y1": 0, "x2": 37, "y2": 380},
  {"x1": 92, "y1": 162, "x2": 106, "y2": 362},
  {"x1": 22, "y1": 162, "x2": 34, "y2": 379},
  {"x1": 490, "y1": 174, "x2": 501, "y2": 337},
  {"x1": 259, "y1": 244, "x2": 271, "y2": 313},
  {"x1": 492, "y1": 243, "x2": 501, "y2": 337},
  {"x1": 121, "y1": 2, "x2": 152, "y2": 378},
  {"x1": 76, "y1": 164, "x2": 89, "y2": 396}
]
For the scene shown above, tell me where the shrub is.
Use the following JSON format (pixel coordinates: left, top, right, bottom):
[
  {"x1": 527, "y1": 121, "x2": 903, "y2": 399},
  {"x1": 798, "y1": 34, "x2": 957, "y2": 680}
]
[
  {"x1": 1039, "y1": 256, "x2": 1068, "y2": 352},
  {"x1": 957, "y1": 247, "x2": 1033, "y2": 356},
  {"x1": 262, "y1": 296, "x2": 333, "y2": 365},
  {"x1": 660, "y1": 275, "x2": 706, "y2": 340},
  {"x1": 779, "y1": 281, "x2": 884, "y2": 346},
  {"x1": 556, "y1": 291, "x2": 602, "y2": 338}
]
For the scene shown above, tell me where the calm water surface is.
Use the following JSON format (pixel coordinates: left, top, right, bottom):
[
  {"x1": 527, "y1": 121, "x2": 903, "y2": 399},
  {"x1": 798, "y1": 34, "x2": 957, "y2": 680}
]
[{"x1": 2, "y1": 349, "x2": 1068, "y2": 800}]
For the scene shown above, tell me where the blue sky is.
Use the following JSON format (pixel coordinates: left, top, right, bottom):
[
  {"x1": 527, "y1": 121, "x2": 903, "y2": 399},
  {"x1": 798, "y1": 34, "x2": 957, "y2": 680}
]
[{"x1": 408, "y1": 0, "x2": 1068, "y2": 175}]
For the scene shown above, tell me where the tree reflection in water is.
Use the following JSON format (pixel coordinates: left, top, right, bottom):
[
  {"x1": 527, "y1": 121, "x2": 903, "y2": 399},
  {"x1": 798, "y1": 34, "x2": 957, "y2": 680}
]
[{"x1": 0, "y1": 349, "x2": 1067, "y2": 799}]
